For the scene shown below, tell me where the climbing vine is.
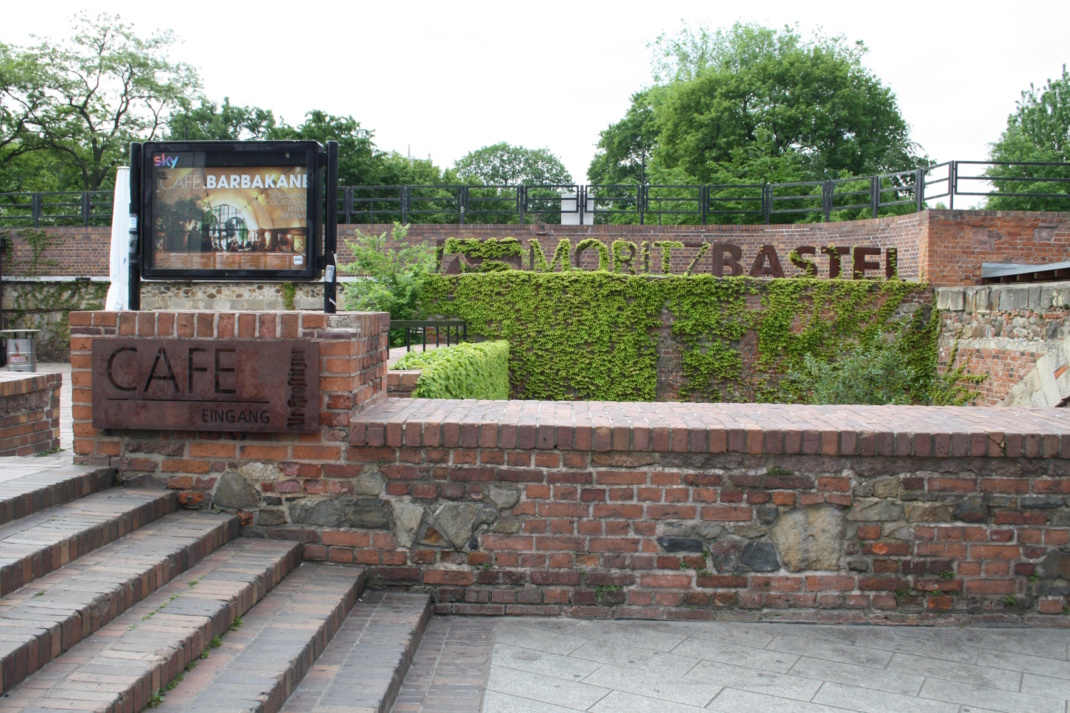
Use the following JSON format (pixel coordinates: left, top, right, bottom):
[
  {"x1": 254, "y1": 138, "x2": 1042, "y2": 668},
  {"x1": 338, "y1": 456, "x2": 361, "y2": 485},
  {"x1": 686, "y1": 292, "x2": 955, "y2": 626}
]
[
  {"x1": 15, "y1": 229, "x2": 60, "y2": 277},
  {"x1": 422, "y1": 272, "x2": 942, "y2": 402}
]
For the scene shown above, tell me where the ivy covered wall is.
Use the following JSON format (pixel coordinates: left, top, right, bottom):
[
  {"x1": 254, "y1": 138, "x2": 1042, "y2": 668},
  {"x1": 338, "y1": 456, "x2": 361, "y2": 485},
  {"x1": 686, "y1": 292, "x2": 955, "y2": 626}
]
[
  {"x1": 1, "y1": 280, "x2": 109, "y2": 361},
  {"x1": 422, "y1": 273, "x2": 934, "y2": 402}
]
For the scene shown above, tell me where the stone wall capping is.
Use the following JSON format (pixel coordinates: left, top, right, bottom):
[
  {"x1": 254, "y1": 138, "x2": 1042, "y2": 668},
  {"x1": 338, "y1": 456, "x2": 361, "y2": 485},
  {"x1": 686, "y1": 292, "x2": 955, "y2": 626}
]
[{"x1": 350, "y1": 399, "x2": 1070, "y2": 458}]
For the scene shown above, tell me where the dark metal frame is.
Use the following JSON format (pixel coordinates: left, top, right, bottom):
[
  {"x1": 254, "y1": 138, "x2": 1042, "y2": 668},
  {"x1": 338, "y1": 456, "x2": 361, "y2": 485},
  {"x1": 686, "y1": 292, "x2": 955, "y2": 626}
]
[
  {"x1": 136, "y1": 140, "x2": 323, "y2": 281},
  {"x1": 391, "y1": 320, "x2": 468, "y2": 352}
]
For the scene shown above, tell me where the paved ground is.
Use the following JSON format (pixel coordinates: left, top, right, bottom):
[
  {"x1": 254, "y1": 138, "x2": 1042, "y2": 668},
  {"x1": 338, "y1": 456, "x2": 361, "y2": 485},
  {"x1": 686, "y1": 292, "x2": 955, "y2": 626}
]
[{"x1": 5, "y1": 364, "x2": 1070, "y2": 713}]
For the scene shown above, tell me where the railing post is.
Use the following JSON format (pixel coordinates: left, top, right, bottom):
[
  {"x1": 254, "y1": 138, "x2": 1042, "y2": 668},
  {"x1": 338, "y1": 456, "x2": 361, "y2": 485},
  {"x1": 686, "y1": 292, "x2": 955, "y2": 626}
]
[
  {"x1": 949, "y1": 161, "x2": 956, "y2": 210},
  {"x1": 822, "y1": 180, "x2": 833, "y2": 222},
  {"x1": 32, "y1": 193, "x2": 41, "y2": 228},
  {"x1": 871, "y1": 175, "x2": 879, "y2": 218},
  {"x1": 459, "y1": 186, "x2": 467, "y2": 225},
  {"x1": 763, "y1": 184, "x2": 772, "y2": 225},
  {"x1": 701, "y1": 185, "x2": 708, "y2": 225},
  {"x1": 518, "y1": 186, "x2": 526, "y2": 225},
  {"x1": 580, "y1": 186, "x2": 587, "y2": 225},
  {"x1": 82, "y1": 192, "x2": 91, "y2": 226},
  {"x1": 401, "y1": 186, "x2": 409, "y2": 224},
  {"x1": 344, "y1": 186, "x2": 352, "y2": 225},
  {"x1": 638, "y1": 184, "x2": 645, "y2": 225},
  {"x1": 915, "y1": 168, "x2": 925, "y2": 212}
]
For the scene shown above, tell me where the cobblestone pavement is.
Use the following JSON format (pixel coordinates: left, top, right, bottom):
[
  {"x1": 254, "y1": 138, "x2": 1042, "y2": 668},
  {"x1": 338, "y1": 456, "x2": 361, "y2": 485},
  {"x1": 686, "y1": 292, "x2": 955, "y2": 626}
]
[{"x1": 481, "y1": 617, "x2": 1070, "y2": 713}]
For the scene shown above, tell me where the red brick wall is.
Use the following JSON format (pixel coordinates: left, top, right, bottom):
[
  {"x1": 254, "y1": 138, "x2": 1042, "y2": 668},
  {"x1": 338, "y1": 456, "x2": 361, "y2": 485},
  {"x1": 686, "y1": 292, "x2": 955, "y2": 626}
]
[
  {"x1": 0, "y1": 372, "x2": 61, "y2": 456},
  {"x1": 336, "y1": 400, "x2": 1070, "y2": 623},
  {"x1": 3, "y1": 227, "x2": 111, "y2": 277},
  {"x1": 69, "y1": 310, "x2": 389, "y2": 507},
  {"x1": 15, "y1": 209, "x2": 1070, "y2": 286},
  {"x1": 923, "y1": 210, "x2": 1070, "y2": 286}
]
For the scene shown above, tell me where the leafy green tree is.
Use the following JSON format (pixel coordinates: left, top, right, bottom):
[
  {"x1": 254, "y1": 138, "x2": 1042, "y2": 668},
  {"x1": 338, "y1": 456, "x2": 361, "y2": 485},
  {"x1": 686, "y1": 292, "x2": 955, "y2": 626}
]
[
  {"x1": 0, "y1": 42, "x2": 45, "y2": 174},
  {"x1": 590, "y1": 23, "x2": 923, "y2": 223},
  {"x1": 454, "y1": 142, "x2": 572, "y2": 185},
  {"x1": 588, "y1": 91, "x2": 657, "y2": 186},
  {"x1": 18, "y1": 13, "x2": 199, "y2": 190},
  {"x1": 340, "y1": 223, "x2": 437, "y2": 324},
  {"x1": 269, "y1": 110, "x2": 382, "y2": 186},
  {"x1": 167, "y1": 97, "x2": 279, "y2": 141},
  {"x1": 655, "y1": 24, "x2": 919, "y2": 183},
  {"x1": 987, "y1": 65, "x2": 1070, "y2": 211}
]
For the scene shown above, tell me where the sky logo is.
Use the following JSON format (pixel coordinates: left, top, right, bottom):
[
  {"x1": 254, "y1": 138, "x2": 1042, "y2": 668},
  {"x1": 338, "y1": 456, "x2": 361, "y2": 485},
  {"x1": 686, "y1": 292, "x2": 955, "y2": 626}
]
[{"x1": 153, "y1": 153, "x2": 180, "y2": 168}]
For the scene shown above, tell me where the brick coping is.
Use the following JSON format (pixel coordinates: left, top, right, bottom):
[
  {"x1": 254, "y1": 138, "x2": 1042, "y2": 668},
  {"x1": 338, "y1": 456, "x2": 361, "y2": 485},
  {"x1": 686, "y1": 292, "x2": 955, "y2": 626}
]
[
  {"x1": 350, "y1": 399, "x2": 1070, "y2": 459},
  {"x1": 0, "y1": 370, "x2": 61, "y2": 398}
]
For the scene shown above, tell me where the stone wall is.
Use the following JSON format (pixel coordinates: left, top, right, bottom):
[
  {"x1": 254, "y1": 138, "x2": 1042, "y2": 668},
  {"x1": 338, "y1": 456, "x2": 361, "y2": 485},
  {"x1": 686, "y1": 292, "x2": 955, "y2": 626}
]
[
  {"x1": 937, "y1": 282, "x2": 1070, "y2": 405},
  {"x1": 0, "y1": 279, "x2": 109, "y2": 361},
  {"x1": 0, "y1": 371, "x2": 61, "y2": 456}
]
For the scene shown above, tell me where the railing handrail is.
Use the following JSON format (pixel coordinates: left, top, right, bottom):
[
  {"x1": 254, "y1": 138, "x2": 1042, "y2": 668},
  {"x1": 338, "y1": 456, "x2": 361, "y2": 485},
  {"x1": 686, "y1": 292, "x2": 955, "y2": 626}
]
[{"x1": 2, "y1": 160, "x2": 1069, "y2": 228}]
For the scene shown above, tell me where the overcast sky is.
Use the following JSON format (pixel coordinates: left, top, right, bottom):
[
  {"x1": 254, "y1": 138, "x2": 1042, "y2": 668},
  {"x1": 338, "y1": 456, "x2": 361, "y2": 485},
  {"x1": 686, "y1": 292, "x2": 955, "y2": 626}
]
[{"x1": 3, "y1": 0, "x2": 1069, "y2": 185}]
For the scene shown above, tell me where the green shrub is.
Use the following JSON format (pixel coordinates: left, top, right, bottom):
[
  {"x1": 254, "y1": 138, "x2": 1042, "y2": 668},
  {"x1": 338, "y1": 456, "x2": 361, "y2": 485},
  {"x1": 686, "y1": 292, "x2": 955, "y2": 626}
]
[
  {"x1": 392, "y1": 340, "x2": 510, "y2": 399},
  {"x1": 340, "y1": 223, "x2": 436, "y2": 345}
]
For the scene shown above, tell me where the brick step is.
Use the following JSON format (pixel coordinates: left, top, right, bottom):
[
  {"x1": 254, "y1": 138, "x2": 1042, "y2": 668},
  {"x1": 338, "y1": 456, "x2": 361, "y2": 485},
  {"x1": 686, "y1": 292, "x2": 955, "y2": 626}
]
[
  {"x1": 280, "y1": 591, "x2": 432, "y2": 713},
  {"x1": 0, "y1": 538, "x2": 301, "y2": 713},
  {"x1": 0, "y1": 466, "x2": 112, "y2": 527},
  {"x1": 0, "y1": 488, "x2": 176, "y2": 596},
  {"x1": 0, "y1": 510, "x2": 240, "y2": 694},
  {"x1": 151, "y1": 563, "x2": 366, "y2": 713}
]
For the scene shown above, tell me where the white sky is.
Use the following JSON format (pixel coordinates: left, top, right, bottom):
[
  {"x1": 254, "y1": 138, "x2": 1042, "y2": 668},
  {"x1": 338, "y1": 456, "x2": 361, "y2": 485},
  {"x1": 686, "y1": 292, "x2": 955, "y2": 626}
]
[{"x1": 2, "y1": 0, "x2": 1069, "y2": 185}]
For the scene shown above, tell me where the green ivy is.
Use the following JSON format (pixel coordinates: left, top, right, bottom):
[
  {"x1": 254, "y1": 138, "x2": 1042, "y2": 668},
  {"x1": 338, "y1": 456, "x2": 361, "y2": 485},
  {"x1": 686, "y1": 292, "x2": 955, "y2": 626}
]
[
  {"x1": 280, "y1": 282, "x2": 296, "y2": 310},
  {"x1": 392, "y1": 340, "x2": 510, "y2": 399},
  {"x1": 422, "y1": 272, "x2": 947, "y2": 402},
  {"x1": 443, "y1": 237, "x2": 524, "y2": 272}
]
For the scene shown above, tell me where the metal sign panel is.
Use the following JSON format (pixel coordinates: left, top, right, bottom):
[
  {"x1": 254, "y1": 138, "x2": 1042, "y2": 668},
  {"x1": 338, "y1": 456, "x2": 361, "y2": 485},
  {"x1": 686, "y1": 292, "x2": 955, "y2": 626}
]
[{"x1": 92, "y1": 339, "x2": 319, "y2": 433}]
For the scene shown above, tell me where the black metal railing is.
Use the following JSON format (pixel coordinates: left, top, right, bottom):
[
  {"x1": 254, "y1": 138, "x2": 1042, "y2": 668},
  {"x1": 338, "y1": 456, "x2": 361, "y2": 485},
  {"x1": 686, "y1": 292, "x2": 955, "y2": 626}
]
[
  {"x1": 3, "y1": 160, "x2": 1068, "y2": 228},
  {"x1": 391, "y1": 320, "x2": 467, "y2": 352}
]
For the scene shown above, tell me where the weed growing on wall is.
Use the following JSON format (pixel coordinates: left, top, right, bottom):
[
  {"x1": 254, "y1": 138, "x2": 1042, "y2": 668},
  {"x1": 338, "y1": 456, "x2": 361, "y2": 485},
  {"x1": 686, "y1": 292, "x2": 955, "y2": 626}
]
[{"x1": 422, "y1": 272, "x2": 955, "y2": 402}]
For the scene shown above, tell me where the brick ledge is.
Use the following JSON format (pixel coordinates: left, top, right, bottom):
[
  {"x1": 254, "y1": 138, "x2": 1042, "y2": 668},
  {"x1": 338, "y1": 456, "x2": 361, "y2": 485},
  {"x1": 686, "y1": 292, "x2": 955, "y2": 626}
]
[{"x1": 350, "y1": 400, "x2": 1070, "y2": 458}]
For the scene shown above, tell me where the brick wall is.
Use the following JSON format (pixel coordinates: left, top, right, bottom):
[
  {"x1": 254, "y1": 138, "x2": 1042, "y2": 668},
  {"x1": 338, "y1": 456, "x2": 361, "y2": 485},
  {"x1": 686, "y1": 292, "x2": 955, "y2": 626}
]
[
  {"x1": 0, "y1": 371, "x2": 61, "y2": 456},
  {"x1": 338, "y1": 400, "x2": 1070, "y2": 623},
  {"x1": 69, "y1": 310, "x2": 389, "y2": 508},
  {"x1": 924, "y1": 210, "x2": 1070, "y2": 287},
  {"x1": 74, "y1": 319, "x2": 1070, "y2": 624},
  {"x1": 13, "y1": 209, "x2": 1070, "y2": 286}
]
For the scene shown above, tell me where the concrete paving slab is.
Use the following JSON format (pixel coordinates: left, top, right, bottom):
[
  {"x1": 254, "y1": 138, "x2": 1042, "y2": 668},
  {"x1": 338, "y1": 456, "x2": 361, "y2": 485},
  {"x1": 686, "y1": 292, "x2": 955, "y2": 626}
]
[{"x1": 811, "y1": 682, "x2": 959, "y2": 713}]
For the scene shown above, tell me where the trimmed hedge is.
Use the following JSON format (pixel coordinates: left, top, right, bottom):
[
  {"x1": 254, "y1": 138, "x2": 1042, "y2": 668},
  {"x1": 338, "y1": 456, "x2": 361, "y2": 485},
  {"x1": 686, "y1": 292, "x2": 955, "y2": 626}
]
[{"x1": 392, "y1": 340, "x2": 510, "y2": 399}]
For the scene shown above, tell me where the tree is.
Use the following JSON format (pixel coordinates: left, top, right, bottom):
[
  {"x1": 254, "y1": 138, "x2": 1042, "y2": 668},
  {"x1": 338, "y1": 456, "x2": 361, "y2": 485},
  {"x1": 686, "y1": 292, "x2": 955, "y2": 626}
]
[
  {"x1": 0, "y1": 42, "x2": 45, "y2": 173},
  {"x1": 454, "y1": 142, "x2": 572, "y2": 185},
  {"x1": 17, "y1": 13, "x2": 199, "y2": 191},
  {"x1": 589, "y1": 23, "x2": 923, "y2": 215},
  {"x1": 587, "y1": 91, "x2": 657, "y2": 186},
  {"x1": 167, "y1": 97, "x2": 278, "y2": 141},
  {"x1": 987, "y1": 65, "x2": 1070, "y2": 211}
]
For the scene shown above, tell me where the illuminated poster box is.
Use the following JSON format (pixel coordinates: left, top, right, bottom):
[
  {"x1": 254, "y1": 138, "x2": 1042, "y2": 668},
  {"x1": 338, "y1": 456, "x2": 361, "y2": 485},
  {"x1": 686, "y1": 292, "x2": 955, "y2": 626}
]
[{"x1": 139, "y1": 141, "x2": 323, "y2": 280}]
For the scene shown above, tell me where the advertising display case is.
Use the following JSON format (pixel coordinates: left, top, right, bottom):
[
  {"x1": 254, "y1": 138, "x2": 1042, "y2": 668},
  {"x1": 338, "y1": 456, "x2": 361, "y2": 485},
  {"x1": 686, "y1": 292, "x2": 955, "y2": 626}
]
[{"x1": 138, "y1": 141, "x2": 324, "y2": 280}]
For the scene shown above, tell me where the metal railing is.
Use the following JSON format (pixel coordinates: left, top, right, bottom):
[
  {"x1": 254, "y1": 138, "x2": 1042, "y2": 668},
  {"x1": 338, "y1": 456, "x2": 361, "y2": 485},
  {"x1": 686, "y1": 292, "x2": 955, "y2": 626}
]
[
  {"x1": 391, "y1": 320, "x2": 467, "y2": 352},
  {"x1": 3, "y1": 160, "x2": 1068, "y2": 228}
]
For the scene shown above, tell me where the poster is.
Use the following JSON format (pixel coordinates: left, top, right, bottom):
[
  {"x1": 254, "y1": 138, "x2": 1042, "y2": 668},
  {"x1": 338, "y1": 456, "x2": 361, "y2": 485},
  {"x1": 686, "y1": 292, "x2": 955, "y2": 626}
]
[{"x1": 149, "y1": 154, "x2": 309, "y2": 273}]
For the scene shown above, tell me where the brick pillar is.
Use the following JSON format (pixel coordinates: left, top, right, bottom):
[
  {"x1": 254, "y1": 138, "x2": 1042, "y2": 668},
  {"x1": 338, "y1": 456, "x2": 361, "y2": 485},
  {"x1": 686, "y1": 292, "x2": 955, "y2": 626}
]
[{"x1": 69, "y1": 310, "x2": 389, "y2": 502}]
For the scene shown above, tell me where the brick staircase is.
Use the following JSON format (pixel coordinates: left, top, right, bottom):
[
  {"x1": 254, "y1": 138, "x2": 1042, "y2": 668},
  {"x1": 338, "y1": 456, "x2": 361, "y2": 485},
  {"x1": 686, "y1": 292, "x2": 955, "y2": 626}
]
[{"x1": 0, "y1": 466, "x2": 432, "y2": 713}]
